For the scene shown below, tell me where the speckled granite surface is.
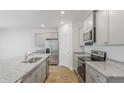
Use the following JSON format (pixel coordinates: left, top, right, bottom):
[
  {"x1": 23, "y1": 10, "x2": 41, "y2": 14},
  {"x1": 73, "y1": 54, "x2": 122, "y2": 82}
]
[
  {"x1": 86, "y1": 60, "x2": 124, "y2": 78},
  {"x1": 45, "y1": 66, "x2": 79, "y2": 83},
  {"x1": 0, "y1": 54, "x2": 49, "y2": 83}
]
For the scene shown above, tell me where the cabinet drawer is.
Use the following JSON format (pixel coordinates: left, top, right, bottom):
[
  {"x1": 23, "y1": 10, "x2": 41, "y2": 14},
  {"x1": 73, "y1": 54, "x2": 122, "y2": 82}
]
[{"x1": 86, "y1": 64, "x2": 107, "y2": 83}]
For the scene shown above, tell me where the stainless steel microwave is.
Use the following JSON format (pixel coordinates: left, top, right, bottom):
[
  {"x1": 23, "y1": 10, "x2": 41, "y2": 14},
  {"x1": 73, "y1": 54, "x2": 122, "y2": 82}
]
[{"x1": 83, "y1": 28, "x2": 95, "y2": 45}]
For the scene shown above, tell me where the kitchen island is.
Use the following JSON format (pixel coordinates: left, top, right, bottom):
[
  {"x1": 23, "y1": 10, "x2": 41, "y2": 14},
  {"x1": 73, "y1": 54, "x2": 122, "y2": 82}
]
[{"x1": 0, "y1": 54, "x2": 49, "y2": 83}]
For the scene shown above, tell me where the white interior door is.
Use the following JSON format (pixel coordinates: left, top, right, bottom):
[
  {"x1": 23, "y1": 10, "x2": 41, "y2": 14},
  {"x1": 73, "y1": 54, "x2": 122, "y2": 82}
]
[{"x1": 59, "y1": 24, "x2": 72, "y2": 69}]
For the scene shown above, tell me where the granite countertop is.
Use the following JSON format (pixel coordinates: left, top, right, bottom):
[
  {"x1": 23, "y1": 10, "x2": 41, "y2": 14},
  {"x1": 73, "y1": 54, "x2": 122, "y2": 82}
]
[
  {"x1": 74, "y1": 52, "x2": 90, "y2": 56},
  {"x1": 74, "y1": 52, "x2": 86, "y2": 54},
  {"x1": 86, "y1": 60, "x2": 124, "y2": 78},
  {"x1": 0, "y1": 54, "x2": 49, "y2": 83}
]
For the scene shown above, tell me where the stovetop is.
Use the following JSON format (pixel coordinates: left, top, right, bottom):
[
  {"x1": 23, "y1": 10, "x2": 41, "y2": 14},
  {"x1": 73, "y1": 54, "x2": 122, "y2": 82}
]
[
  {"x1": 78, "y1": 56, "x2": 105, "y2": 62},
  {"x1": 78, "y1": 50, "x2": 106, "y2": 62}
]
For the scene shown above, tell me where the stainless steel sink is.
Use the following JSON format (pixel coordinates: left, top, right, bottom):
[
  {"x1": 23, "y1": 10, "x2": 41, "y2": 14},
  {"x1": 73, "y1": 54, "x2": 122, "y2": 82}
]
[
  {"x1": 22, "y1": 57, "x2": 42, "y2": 63},
  {"x1": 28, "y1": 57, "x2": 42, "y2": 63}
]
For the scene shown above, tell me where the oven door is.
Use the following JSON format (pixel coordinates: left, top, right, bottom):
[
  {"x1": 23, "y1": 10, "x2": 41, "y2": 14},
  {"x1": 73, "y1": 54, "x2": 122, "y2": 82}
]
[{"x1": 77, "y1": 59, "x2": 85, "y2": 82}]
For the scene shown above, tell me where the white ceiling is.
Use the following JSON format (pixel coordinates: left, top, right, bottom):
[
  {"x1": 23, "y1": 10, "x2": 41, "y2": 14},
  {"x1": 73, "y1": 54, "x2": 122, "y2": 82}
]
[{"x1": 0, "y1": 10, "x2": 90, "y2": 29}]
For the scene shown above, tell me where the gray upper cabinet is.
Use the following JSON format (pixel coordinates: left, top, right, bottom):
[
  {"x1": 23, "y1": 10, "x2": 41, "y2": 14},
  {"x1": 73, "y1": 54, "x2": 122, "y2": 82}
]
[
  {"x1": 35, "y1": 33, "x2": 46, "y2": 47},
  {"x1": 109, "y1": 10, "x2": 124, "y2": 45},
  {"x1": 95, "y1": 10, "x2": 109, "y2": 45},
  {"x1": 79, "y1": 26, "x2": 84, "y2": 46},
  {"x1": 79, "y1": 12, "x2": 94, "y2": 46},
  {"x1": 45, "y1": 32, "x2": 58, "y2": 39},
  {"x1": 95, "y1": 10, "x2": 124, "y2": 45},
  {"x1": 34, "y1": 32, "x2": 58, "y2": 47},
  {"x1": 83, "y1": 12, "x2": 94, "y2": 33}
]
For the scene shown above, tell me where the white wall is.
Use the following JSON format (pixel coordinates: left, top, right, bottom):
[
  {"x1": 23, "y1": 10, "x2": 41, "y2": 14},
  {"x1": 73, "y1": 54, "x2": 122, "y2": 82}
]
[
  {"x1": 72, "y1": 21, "x2": 85, "y2": 52},
  {"x1": 0, "y1": 28, "x2": 57, "y2": 60},
  {"x1": 59, "y1": 23, "x2": 73, "y2": 69}
]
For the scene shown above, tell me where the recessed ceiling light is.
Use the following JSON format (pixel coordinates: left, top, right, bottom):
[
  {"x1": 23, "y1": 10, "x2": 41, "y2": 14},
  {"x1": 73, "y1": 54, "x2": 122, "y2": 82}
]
[
  {"x1": 41, "y1": 24, "x2": 44, "y2": 27},
  {"x1": 60, "y1": 11, "x2": 65, "y2": 14},
  {"x1": 60, "y1": 21, "x2": 64, "y2": 24}
]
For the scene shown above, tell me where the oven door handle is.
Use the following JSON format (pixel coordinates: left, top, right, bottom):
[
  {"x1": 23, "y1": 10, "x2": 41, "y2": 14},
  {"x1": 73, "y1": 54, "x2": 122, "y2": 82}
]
[{"x1": 78, "y1": 59, "x2": 85, "y2": 64}]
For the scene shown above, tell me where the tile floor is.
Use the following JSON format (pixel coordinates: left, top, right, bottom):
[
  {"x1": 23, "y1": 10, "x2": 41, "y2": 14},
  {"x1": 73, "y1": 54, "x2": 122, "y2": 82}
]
[{"x1": 45, "y1": 66, "x2": 79, "y2": 83}]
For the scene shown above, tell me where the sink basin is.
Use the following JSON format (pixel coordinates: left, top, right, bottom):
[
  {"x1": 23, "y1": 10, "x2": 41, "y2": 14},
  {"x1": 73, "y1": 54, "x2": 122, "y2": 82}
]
[
  {"x1": 22, "y1": 57, "x2": 42, "y2": 63},
  {"x1": 28, "y1": 57, "x2": 42, "y2": 63}
]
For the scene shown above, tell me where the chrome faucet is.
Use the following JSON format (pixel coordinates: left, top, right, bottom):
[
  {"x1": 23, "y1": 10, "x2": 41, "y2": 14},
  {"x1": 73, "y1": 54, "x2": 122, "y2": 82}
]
[{"x1": 25, "y1": 53, "x2": 33, "y2": 60}]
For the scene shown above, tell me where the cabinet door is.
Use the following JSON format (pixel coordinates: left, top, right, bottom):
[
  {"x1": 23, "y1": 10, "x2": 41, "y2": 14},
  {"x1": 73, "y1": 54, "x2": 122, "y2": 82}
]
[
  {"x1": 95, "y1": 10, "x2": 109, "y2": 45},
  {"x1": 37, "y1": 64, "x2": 43, "y2": 83},
  {"x1": 109, "y1": 10, "x2": 124, "y2": 44},
  {"x1": 35, "y1": 33, "x2": 46, "y2": 48},
  {"x1": 37, "y1": 61, "x2": 47, "y2": 83},
  {"x1": 46, "y1": 58, "x2": 49, "y2": 78},
  {"x1": 83, "y1": 13, "x2": 94, "y2": 33},
  {"x1": 86, "y1": 68, "x2": 96, "y2": 83},
  {"x1": 79, "y1": 27, "x2": 84, "y2": 46},
  {"x1": 45, "y1": 32, "x2": 58, "y2": 39},
  {"x1": 87, "y1": 13, "x2": 94, "y2": 30},
  {"x1": 86, "y1": 64, "x2": 107, "y2": 83},
  {"x1": 22, "y1": 71, "x2": 37, "y2": 83},
  {"x1": 73, "y1": 54, "x2": 78, "y2": 72},
  {"x1": 41, "y1": 60, "x2": 47, "y2": 82}
]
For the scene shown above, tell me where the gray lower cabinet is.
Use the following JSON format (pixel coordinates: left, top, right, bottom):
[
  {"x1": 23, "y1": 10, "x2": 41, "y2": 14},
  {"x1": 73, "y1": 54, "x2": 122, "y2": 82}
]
[
  {"x1": 22, "y1": 60, "x2": 47, "y2": 83},
  {"x1": 37, "y1": 64, "x2": 43, "y2": 83},
  {"x1": 86, "y1": 64, "x2": 107, "y2": 83},
  {"x1": 36, "y1": 60, "x2": 46, "y2": 83},
  {"x1": 86, "y1": 64, "x2": 124, "y2": 83},
  {"x1": 22, "y1": 68, "x2": 38, "y2": 83},
  {"x1": 73, "y1": 54, "x2": 78, "y2": 73},
  {"x1": 40, "y1": 60, "x2": 47, "y2": 82}
]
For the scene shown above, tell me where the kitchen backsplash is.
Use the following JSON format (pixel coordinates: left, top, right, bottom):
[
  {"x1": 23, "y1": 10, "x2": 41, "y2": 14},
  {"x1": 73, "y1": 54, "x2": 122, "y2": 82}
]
[{"x1": 84, "y1": 45, "x2": 124, "y2": 63}]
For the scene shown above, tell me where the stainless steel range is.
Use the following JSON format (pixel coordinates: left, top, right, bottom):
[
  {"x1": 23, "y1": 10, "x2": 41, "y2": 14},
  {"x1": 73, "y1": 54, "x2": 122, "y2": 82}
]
[{"x1": 77, "y1": 50, "x2": 106, "y2": 82}]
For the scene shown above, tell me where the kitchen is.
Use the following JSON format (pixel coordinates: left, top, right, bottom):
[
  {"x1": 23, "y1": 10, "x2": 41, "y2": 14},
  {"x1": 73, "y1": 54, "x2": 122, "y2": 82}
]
[{"x1": 0, "y1": 10, "x2": 124, "y2": 83}]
